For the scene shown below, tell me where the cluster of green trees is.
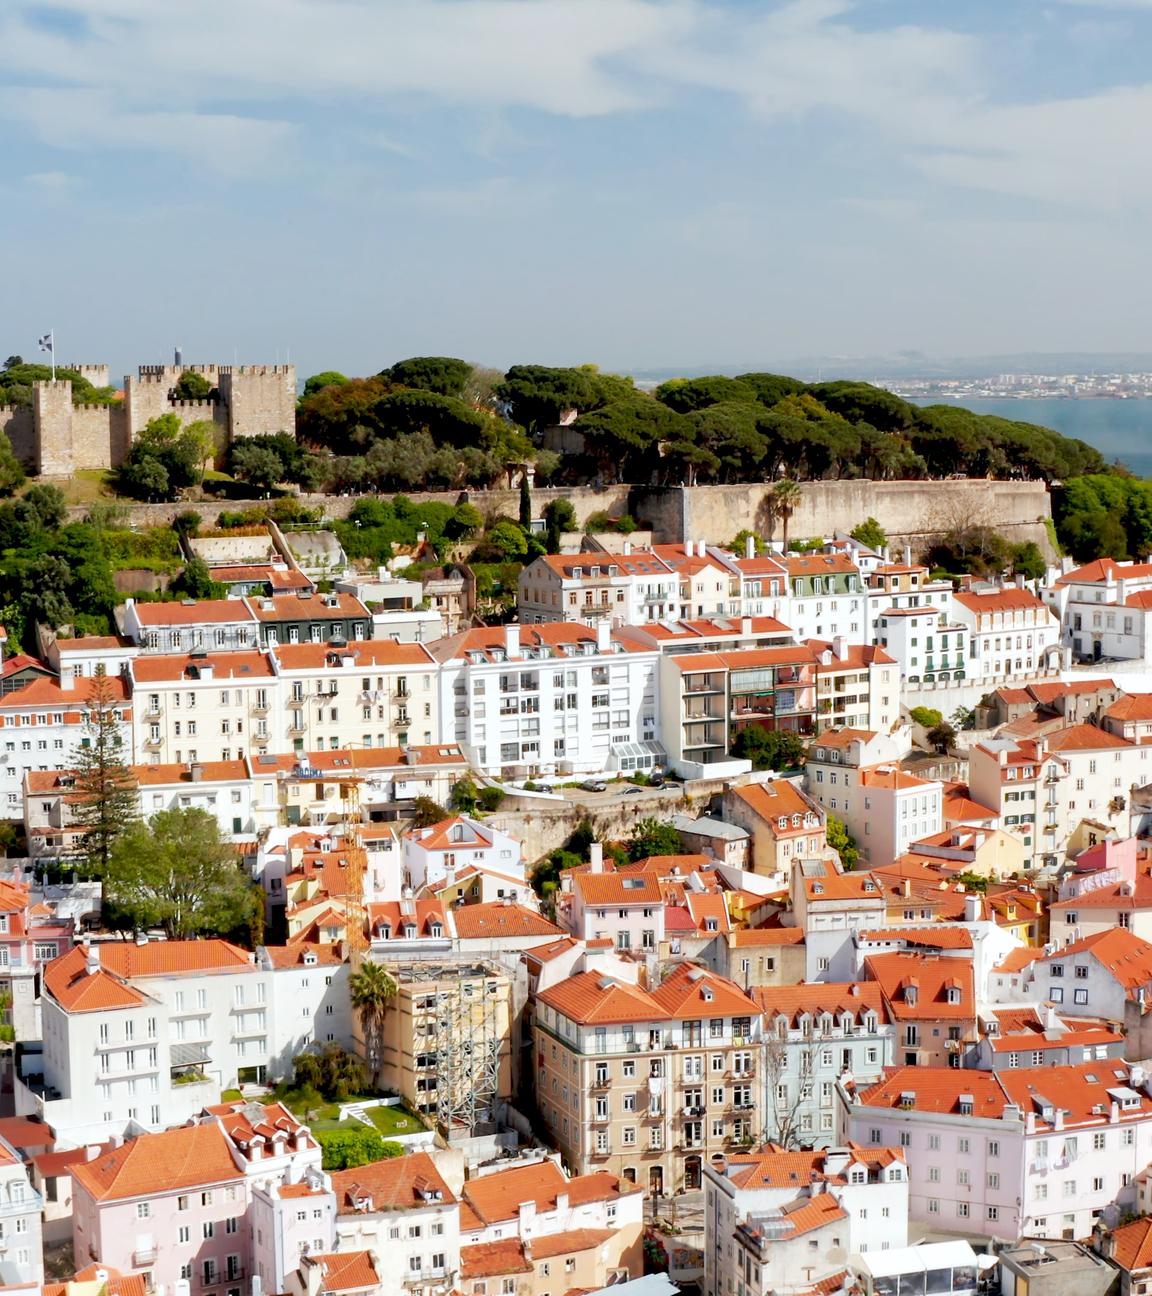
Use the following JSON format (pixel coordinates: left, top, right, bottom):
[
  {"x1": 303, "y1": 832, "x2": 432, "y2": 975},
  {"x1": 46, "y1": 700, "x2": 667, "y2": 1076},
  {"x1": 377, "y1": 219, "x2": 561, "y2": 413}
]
[
  {"x1": 227, "y1": 432, "x2": 328, "y2": 495},
  {"x1": 0, "y1": 356, "x2": 118, "y2": 406},
  {"x1": 69, "y1": 671, "x2": 263, "y2": 940},
  {"x1": 1052, "y1": 474, "x2": 1152, "y2": 562},
  {"x1": 333, "y1": 495, "x2": 483, "y2": 565},
  {"x1": 118, "y1": 414, "x2": 215, "y2": 501}
]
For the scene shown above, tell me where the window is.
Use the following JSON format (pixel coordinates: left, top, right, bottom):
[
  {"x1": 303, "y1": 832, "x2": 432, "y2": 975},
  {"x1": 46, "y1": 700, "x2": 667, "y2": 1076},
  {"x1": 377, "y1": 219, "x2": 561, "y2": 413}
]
[{"x1": 136, "y1": 1203, "x2": 150, "y2": 1219}]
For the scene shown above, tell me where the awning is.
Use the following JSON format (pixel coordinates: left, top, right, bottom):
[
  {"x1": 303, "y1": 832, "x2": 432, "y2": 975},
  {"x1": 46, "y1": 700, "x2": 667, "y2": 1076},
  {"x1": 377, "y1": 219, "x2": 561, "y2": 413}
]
[{"x1": 170, "y1": 1043, "x2": 211, "y2": 1066}]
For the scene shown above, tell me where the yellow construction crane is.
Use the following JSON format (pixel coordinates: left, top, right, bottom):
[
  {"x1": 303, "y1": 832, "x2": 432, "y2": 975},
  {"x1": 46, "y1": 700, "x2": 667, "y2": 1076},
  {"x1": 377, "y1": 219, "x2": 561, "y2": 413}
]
[{"x1": 338, "y1": 776, "x2": 368, "y2": 968}]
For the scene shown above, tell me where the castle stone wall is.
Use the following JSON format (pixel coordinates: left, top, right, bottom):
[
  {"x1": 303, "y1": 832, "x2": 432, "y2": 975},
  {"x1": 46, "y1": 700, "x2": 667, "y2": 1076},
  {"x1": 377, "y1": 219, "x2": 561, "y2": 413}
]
[
  {"x1": 630, "y1": 479, "x2": 1055, "y2": 557},
  {"x1": 66, "y1": 364, "x2": 110, "y2": 388},
  {"x1": 0, "y1": 407, "x2": 35, "y2": 466},
  {"x1": 33, "y1": 382, "x2": 75, "y2": 476},
  {"x1": 71, "y1": 404, "x2": 123, "y2": 471},
  {"x1": 217, "y1": 365, "x2": 296, "y2": 439}
]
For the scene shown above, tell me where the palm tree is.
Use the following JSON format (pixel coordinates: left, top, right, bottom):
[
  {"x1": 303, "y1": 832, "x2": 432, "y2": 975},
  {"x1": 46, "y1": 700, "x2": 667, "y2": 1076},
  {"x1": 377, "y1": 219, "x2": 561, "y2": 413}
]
[
  {"x1": 771, "y1": 477, "x2": 802, "y2": 553},
  {"x1": 349, "y1": 960, "x2": 398, "y2": 1089}
]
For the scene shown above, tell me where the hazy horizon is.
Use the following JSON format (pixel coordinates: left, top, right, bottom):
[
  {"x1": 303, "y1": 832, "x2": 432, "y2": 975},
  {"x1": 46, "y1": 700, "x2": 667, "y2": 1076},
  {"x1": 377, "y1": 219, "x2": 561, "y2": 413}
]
[{"x1": 5, "y1": 0, "x2": 1152, "y2": 381}]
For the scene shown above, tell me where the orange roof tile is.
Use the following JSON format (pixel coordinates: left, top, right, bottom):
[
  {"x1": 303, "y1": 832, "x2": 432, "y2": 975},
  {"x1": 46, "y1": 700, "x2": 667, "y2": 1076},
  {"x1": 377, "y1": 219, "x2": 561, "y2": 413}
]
[
  {"x1": 805, "y1": 639, "x2": 896, "y2": 668},
  {"x1": 130, "y1": 599, "x2": 255, "y2": 627},
  {"x1": 729, "y1": 780, "x2": 823, "y2": 834},
  {"x1": 531, "y1": 1228, "x2": 617, "y2": 1259},
  {"x1": 45, "y1": 941, "x2": 253, "y2": 1014},
  {"x1": 649, "y1": 962, "x2": 759, "y2": 1019},
  {"x1": 248, "y1": 591, "x2": 369, "y2": 622},
  {"x1": 953, "y1": 587, "x2": 1048, "y2": 614},
  {"x1": 1109, "y1": 1216, "x2": 1152, "y2": 1272},
  {"x1": 538, "y1": 972, "x2": 665, "y2": 1026},
  {"x1": 308, "y1": 1251, "x2": 379, "y2": 1293},
  {"x1": 274, "y1": 639, "x2": 433, "y2": 668},
  {"x1": 459, "y1": 1240, "x2": 532, "y2": 1279},
  {"x1": 1105, "y1": 695, "x2": 1152, "y2": 723},
  {"x1": 752, "y1": 982, "x2": 886, "y2": 1025},
  {"x1": 1058, "y1": 558, "x2": 1152, "y2": 585},
  {"x1": 452, "y1": 903, "x2": 563, "y2": 941},
  {"x1": 858, "y1": 927, "x2": 973, "y2": 950},
  {"x1": 131, "y1": 652, "x2": 273, "y2": 683},
  {"x1": 863, "y1": 952, "x2": 975, "y2": 1019},
  {"x1": 44, "y1": 1268, "x2": 148, "y2": 1296},
  {"x1": 404, "y1": 815, "x2": 494, "y2": 851},
  {"x1": 732, "y1": 926, "x2": 805, "y2": 947},
  {"x1": 331, "y1": 1151, "x2": 455, "y2": 1212},
  {"x1": 1039, "y1": 928, "x2": 1152, "y2": 995},
  {"x1": 462, "y1": 1162, "x2": 635, "y2": 1224},
  {"x1": 1044, "y1": 723, "x2": 1132, "y2": 753},
  {"x1": 574, "y1": 872, "x2": 663, "y2": 906},
  {"x1": 722, "y1": 1144, "x2": 903, "y2": 1190},
  {"x1": 71, "y1": 1124, "x2": 242, "y2": 1200}
]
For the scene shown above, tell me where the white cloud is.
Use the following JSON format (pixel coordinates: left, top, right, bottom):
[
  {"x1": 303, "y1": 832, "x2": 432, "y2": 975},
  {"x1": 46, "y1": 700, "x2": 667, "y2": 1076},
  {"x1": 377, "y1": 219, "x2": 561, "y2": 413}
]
[{"x1": 22, "y1": 169, "x2": 81, "y2": 190}]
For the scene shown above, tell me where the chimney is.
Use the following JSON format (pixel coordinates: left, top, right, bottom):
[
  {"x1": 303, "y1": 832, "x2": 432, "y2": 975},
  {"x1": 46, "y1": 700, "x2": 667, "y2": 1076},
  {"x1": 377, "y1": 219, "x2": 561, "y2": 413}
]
[
  {"x1": 623, "y1": 539, "x2": 631, "y2": 556},
  {"x1": 745, "y1": 535, "x2": 756, "y2": 560},
  {"x1": 589, "y1": 843, "x2": 604, "y2": 873},
  {"x1": 903, "y1": 544, "x2": 912, "y2": 565},
  {"x1": 1016, "y1": 573, "x2": 1025, "y2": 590},
  {"x1": 555, "y1": 1190, "x2": 569, "y2": 1215},
  {"x1": 190, "y1": 763, "x2": 204, "y2": 783},
  {"x1": 963, "y1": 893, "x2": 981, "y2": 923},
  {"x1": 504, "y1": 623, "x2": 521, "y2": 661},
  {"x1": 833, "y1": 635, "x2": 848, "y2": 661},
  {"x1": 86, "y1": 1144, "x2": 102, "y2": 1162},
  {"x1": 596, "y1": 622, "x2": 611, "y2": 653},
  {"x1": 252, "y1": 1278, "x2": 263, "y2": 1296},
  {"x1": 86, "y1": 943, "x2": 100, "y2": 976},
  {"x1": 517, "y1": 1199, "x2": 536, "y2": 1238},
  {"x1": 741, "y1": 617, "x2": 752, "y2": 638}
]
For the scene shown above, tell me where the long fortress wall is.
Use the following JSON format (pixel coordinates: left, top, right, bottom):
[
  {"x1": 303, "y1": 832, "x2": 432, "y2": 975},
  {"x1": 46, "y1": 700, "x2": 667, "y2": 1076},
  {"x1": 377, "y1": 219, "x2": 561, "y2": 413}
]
[
  {"x1": 58, "y1": 479, "x2": 1056, "y2": 563},
  {"x1": 630, "y1": 479, "x2": 1055, "y2": 556}
]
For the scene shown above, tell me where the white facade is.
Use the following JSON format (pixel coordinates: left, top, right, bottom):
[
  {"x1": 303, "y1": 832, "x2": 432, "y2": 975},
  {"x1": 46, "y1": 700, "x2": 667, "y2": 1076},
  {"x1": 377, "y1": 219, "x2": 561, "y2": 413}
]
[
  {"x1": 951, "y1": 585, "x2": 1061, "y2": 686},
  {"x1": 432, "y1": 624, "x2": 660, "y2": 778},
  {"x1": 1042, "y1": 559, "x2": 1152, "y2": 663},
  {"x1": 402, "y1": 815, "x2": 525, "y2": 892},
  {"x1": 875, "y1": 607, "x2": 970, "y2": 687}
]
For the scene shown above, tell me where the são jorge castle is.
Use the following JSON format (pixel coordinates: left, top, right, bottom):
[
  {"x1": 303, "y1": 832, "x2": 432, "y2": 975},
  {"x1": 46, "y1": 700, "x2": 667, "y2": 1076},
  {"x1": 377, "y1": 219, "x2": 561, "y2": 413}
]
[{"x1": 0, "y1": 360, "x2": 297, "y2": 476}]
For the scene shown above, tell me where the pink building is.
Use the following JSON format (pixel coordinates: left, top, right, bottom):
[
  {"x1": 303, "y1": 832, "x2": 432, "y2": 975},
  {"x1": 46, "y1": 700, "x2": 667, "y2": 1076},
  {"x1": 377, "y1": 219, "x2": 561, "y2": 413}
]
[{"x1": 71, "y1": 1102, "x2": 320, "y2": 1296}]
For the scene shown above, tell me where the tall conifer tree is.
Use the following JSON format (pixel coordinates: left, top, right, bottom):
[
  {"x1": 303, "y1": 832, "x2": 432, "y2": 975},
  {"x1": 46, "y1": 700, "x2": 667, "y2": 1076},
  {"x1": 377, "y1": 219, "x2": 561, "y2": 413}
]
[{"x1": 69, "y1": 666, "x2": 138, "y2": 875}]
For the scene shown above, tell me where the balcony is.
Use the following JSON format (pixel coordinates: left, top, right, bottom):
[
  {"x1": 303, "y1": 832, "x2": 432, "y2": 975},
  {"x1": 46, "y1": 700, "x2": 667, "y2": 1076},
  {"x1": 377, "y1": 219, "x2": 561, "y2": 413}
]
[
  {"x1": 133, "y1": 1247, "x2": 157, "y2": 1266},
  {"x1": 0, "y1": 1191, "x2": 42, "y2": 1219},
  {"x1": 144, "y1": 705, "x2": 162, "y2": 720},
  {"x1": 142, "y1": 734, "x2": 163, "y2": 748},
  {"x1": 250, "y1": 701, "x2": 270, "y2": 716}
]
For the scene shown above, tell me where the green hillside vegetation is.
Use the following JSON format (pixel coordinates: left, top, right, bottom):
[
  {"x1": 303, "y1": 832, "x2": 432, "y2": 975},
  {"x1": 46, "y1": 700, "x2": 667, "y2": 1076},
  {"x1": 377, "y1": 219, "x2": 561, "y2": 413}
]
[
  {"x1": 1053, "y1": 474, "x2": 1152, "y2": 562},
  {"x1": 295, "y1": 359, "x2": 1107, "y2": 492},
  {"x1": 0, "y1": 360, "x2": 119, "y2": 407}
]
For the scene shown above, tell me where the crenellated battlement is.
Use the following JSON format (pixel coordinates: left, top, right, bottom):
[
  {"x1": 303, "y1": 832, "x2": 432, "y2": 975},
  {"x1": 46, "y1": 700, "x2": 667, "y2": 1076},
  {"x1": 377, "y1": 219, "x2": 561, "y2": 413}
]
[{"x1": 29, "y1": 359, "x2": 294, "y2": 475}]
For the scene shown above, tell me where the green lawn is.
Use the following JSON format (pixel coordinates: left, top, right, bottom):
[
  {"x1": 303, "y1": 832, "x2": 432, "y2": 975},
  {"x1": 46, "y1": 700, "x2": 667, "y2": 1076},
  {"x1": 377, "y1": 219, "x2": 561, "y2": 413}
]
[{"x1": 273, "y1": 1085, "x2": 420, "y2": 1135}]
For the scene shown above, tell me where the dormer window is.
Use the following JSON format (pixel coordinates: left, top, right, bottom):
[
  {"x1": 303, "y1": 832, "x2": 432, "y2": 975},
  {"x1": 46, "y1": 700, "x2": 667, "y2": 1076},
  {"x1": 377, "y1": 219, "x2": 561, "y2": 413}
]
[
  {"x1": 778, "y1": 817, "x2": 787, "y2": 830},
  {"x1": 945, "y1": 986, "x2": 961, "y2": 1005},
  {"x1": 404, "y1": 924, "x2": 417, "y2": 939},
  {"x1": 380, "y1": 924, "x2": 392, "y2": 940},
  {"x1": 958, "y1": 1095, "x2": 974, "y2": 1116},
  {"x1": 904, "y1": 986, "x2": 918, "y2": 1006},
  {"x1": 430, "y1": 924, "x2": 443, "y2": 938}
]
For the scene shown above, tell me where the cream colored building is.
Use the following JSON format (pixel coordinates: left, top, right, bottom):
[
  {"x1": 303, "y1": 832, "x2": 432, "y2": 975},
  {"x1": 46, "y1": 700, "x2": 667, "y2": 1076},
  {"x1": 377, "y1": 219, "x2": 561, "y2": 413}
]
[
  {"x1": 271, "y1": 640, "x2": 438, "y2": 752},
  {"x1": 378, "y1": 960, "x2": 514, "y2": 1139},
  {"x1": 534, "y1": 962, "x2": 762, "y2": 1196}
]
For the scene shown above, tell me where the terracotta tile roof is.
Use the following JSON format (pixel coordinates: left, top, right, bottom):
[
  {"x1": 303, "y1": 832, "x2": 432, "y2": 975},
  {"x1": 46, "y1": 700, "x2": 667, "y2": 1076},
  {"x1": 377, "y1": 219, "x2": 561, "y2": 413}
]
[
  {"x1": 953, "y1": 587, "x2": 1048, "y2": 614},
  {"x1": 248, "y1": 591, "x2": 369, "y2": 622},
  {"x1": 1109, "y1": 1216, "x2": 1152, "y2": 1272},
  {"x1": 0, "y1": 1116, "x2": 53, "y2": 1152},
  {"x1": 805, "y1": 639, "x2": 896, "y2": 668},
  {"x1": 1105, "y1": 695, "x2": 1152, "y2": 723},
  {"x1": 459, "y1": 1240, "x2": 532, "y2": 1279},
  {"x1": 368, "y1": 899, "x2": 448, "y2": 938},
  {"x1": 684, "y1": 891, "x2": 732, "y2": 937},
  {"x1": 752, "y1": 982, "x2": 886, "y2": 1026},
  {"x1": 308, "y1": 1251, "x2": 379, "y2": 1292},
  {"x1": 452, "y1": 903, "x2": 563, "y2": 941},
  {"x1": 781, "y1": 554, "x2": 860, "y2": 576},
  {"x1": 1038, "y1": 928, "x2": 1152, "y2": 995},
  {"x1": 863, "y1": 952, "x2": 975, "y2": 1020},
  {"x1": 729, "y1": 780, "x2": 823, "y2": 833},
  {"x1": 649, "y1": 962, "x2": 759, "y2": 1019},
  {"x1": 132, "y1": 760, "x2": 250, "y2": 786},
  {"x1": 429, "y1": 623, "x2": 648, "y2": 663},
  {"x1": 523, "y1": 936, "x2": 580, "y2": 966},
  {"x1": 131, "y1": 652, "x2": 273, "y2": 683},
  {"x1": 130, "y1": 599, "x2": 255, "y2": 626},
  {"x1": 723, "y1": 1144, "x2": 903, "y2": 1190},
  {"x1": 858, "y1": 927, "x2": 973, "y2": 950},
  {"x1": 261, "y1": 941, "x2": 346, "y2": 969},
  {"x1": 206, "y1": 1100, "x2": 313, "y2": 1150},
  {"x1": 941, "y1": 782, "x2": 999, "y2": 823},
  {"x1": 989, "y1": 1021, "x2": 1122, "y2": 1054},
  {"x1": 1058, "y1": 558, "x2": 1152, "y2": 585},
  {"x1": 732, "y1": 926, "x2": 805, "y2": 947},
  {"x1": 999, "y1": 1062, "x2": 1152, "y2": 1128},
  {"x1": 627, "y1": 853, "x2": 715, "y2": 875},
  {"x1": 1044, "y1": 723, "x2": 1132, "y2": 752},
  {"x1": 531, "y1": 1228, "x2": 617, "y2": 1258},
  {"x1": 274, "y1": 639, "x2": 433, "y2": 668},
  {"x1": 404, "y1": 815, "x2": 494, "y2": 851},
  {"x1": 669, "y1": 645, "x2": 818, "y2": 673},
  {"x1": 812, "y1": 727, "x2": 877, "y2": 749},
  {"x1": 802, "y1": 870, "x2": 885, "y2": 902},
  {"x1": 277, "y1": 1181, "x2": 326, "y2": 1198},
  {"x1": 462, "y1": 1162, "x2": 635, "y2": 1224},
  {"x1": 45, "y1": 941, "x2": 253, "y2": 1013},
  {"x1": 0, "y1": 674, "x2": 129, "y2": 709},
  {"x1": 538, "y1": 971, "x2": 666, "y2": 1025},
  {"x1": 574, "y1": 871, "x2": 663, "y2": 906},
  {"x1": 32, "y1": 1141, "x2": 116, "y2": 1180},
  {"x1": 855, "y1": 1066, "x2": 1008, "y2": 1116},
  {"x1": 858, "y1": 766, "x2": 938, "y2": 791},
  {"x1": 995, "y1": 947, "x2": 1044, "y2": 974},
  {"x1": 534, "y1": 552, "x2": 672, "y2": 578},
  {"x1": 71, "y1": 1124, "x2": 242, "y2": 1200},
  {"x1": 1049, "y1": 868, "x2": 1152, "y2": 911},
  {"x1": 773, "y1": 1191, "x2": 847, "y2": 1238},
  {"x1": 44, "y1": 1267, "x2": 148, "y2": 1296},
  {"x1": 331, "y1": 1151, "x2": 455, "y2": 1213}
]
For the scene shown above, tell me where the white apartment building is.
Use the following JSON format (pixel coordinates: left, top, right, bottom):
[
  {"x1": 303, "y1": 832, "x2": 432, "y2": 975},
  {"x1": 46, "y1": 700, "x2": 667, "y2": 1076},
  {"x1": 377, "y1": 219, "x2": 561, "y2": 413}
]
[
  {"x1": 432, "y1": 623, "x2": 661, "y2": 778},
  {"x1": 864, "y1": 561, "x2": 954, "y2": 639},
  {"x1": 652, "y1": 543, "x2": 746, "y2": 621},
  {"x1": 271, "y1": 640, "x2": 438, "y2": 752},
  {"x1": 805, "y1": 729, "x2": 940, "y2": 869},
  {"x1": 0, "y1": 673, "x2": 132, "y2": 817},
  {"x1": 777, "y1": 553, "x2": 866, "y2": 642},
  {"x1": 839, "y1": 1061, "x2": 1152, "y2": 1241},
  {"x1": 518, "y1": 551, "x2": 681, "y2": 626},
  {"x1": 875, "y1": 607, "x2": 971, "y2": 687},
  {"x1": 402, "y1": 814, "x2": 525, "y2": 892},
  {"x1": 951, "y1": 585, "x2": 1061, "y2": 686},
  {"x1": 1043, "y1": 558, "x2": 1152, "y2": 663},
  {"x1": 0, "y1": 1137, "x2": 43, "y2": 1285},
  {"x1": 130, "y1": 652, "x2": 277, "y2": 765},
  {"x1": 703, "y1": 1144, "x2": 907, "y2": 1296},
  {"x1": 120, "y1": 599, "x2": 260, "y2": 654},
  {"x1": 969, "y1": 726, "x2": 1152, "y2": 870},
  {"x1": 18, "y1": 939, "x2": 349, "y2": 1145}
]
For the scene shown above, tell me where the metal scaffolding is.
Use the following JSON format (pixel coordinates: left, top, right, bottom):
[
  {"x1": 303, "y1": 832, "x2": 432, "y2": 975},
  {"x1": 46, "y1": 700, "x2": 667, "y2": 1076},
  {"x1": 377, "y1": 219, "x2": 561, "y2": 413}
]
[{"x1": 398, "y1": 960, "x2": 505, "y2": 1140}]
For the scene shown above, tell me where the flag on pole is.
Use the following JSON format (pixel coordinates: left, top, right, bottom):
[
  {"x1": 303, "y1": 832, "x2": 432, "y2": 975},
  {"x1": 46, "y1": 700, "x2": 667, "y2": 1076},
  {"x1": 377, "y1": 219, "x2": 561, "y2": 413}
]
[{"x1": 38, "y1": 331, "x2": 55, "y2": 380}]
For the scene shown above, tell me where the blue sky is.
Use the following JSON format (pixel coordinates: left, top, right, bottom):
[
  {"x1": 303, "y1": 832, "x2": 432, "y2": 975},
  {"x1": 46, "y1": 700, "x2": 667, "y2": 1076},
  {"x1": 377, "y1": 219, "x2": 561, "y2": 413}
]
[{"x1": 2, "y1": 0, "x2": 1151, "y2": 381}]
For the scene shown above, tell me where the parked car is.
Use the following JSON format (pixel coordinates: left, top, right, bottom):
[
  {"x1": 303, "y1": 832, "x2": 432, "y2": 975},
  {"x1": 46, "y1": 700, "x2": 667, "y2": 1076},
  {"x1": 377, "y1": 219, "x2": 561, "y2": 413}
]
[{"x1": 581, "y1": 779, "x2": 608, "y2": 793}]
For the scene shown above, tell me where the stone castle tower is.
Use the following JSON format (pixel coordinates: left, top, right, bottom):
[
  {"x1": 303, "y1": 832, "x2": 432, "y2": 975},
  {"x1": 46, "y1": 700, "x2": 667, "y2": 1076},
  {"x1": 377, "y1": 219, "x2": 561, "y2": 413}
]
[{"x1": 0, "y1": 361, "x2": 297, "y2": 476}]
